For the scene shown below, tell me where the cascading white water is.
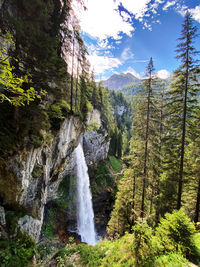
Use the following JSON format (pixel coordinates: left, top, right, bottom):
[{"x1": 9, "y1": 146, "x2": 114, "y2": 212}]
[{"x1": 74, "y1": 143, "x2": 97, "y2": 245}]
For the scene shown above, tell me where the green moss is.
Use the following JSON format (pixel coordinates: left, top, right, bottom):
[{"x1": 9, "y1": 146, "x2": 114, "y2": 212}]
[
  {"x1": 54, "y1": 198, "x2": 69, "y2": 210},
  {"x1": 41, "y1": 209, "x2": 56, "y2": 239},
  {"x1": 58, "y1": 175, "x2": 71, "y2": 196},
  {"x1": 5, "y1": 210, "x2": 26, "y2": 234},
  {"x1": 32, "y1": 166, "x2": 43, "y2": 179},
  {"x1": 42, "y1": 221, "x2": 54, "y2": 239},
  {"x1": 86, "y1": 122, "x2": 100, "y2": 131},
  {"x1": 33, "y1": 138, "x2": 43, "y2": 148}
]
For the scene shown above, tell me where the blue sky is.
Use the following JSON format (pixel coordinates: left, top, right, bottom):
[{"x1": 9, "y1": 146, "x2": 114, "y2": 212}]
[{"x1": 73, "y1": 0, "x2": 200, "y2": 80}]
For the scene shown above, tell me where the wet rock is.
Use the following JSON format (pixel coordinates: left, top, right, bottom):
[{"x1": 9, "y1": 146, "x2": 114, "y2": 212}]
[
  {"x1": 83, "y1": 129, "x2": 110, "y2": 166},
  {"x1": 18, "y1": 215, "x2": 41, "y2": 240},
  {"x1": 0, "y1": 206, "x2": 7, "y2": 238},
  {"x1": 0, "y1": 116, "x2": 82, "y2": 240}
]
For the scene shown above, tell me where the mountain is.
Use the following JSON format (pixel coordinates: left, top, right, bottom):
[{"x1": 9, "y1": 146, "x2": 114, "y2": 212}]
[{"x1": 102, "y1": 73, "x2": 139, "y2": 91}]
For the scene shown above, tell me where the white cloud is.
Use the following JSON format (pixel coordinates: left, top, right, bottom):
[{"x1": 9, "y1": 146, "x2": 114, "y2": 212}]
[
  {"x1": 176, "y1": 4, "x2": 200, "y2": 23},
  {"x1": 76, "y1": 0, "x2": 134, "y2": 40},
  {"x1": 73, "y1": 0, "x2": 165, "y2": 41},
  {"x1": 88, "y1": 51, "x2": 122, "y2": 75},
  {"x1": 163, "y1": 1, "x2": 176, "y2": 11},
  {"x1": 189, "y1": 6, "x2": 200, "y2": 23},
  {"x1": 121, "y1": 47, "x2": 134, "y2": 62},
  {"x1": 120, "y1": 11, "x2": 132, "y2": 22},
  {"x1": 156, "y1": 69, "x2": 171, "y2": 79},
  {"x1": 118, "y1": 0, "x2": 151, "y2": 19},
  {"x1": 176, "y1": 4, "x2": 187, "y2": 17},
  {"x1": 124, "y1": 67, "x2": 141, "y2": 79},
  {"x1": 143, "y1": 21, "x2": 152, "y2": 31}
]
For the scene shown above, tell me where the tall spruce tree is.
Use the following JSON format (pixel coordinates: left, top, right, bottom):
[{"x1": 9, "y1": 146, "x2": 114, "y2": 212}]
[
  {"x1": 139, "y1": 58, "x2": 157, "y2": 217},
  {"x1": 165, "y1": 12, "x2": 199, "y2": 210}
]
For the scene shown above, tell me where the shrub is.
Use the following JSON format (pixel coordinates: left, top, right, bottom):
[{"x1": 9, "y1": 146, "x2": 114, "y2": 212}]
[
  {"x1": 132, "y1": 221, "x2": 155, "y2": 266},
  {"x1": 155, "y1": 209, "x2": 196, "y2": 257},
  {"x1": 154, "y1": 253, "x2": 189, "y2": 267},
  {"x1": 0, "y1": 232, "x2": 36, "y2": 267},
  {"x1": 78, "y1": 243, "x2": 107, "y2": 266}
]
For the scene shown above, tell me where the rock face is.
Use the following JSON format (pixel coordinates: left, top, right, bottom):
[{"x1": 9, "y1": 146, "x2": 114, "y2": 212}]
[
  {"x1": 0, "y1": 116, "x2": 82, "y2": 240},
  {"x1": 83, "y1": 130, "x2": 109, "y2": 166},
  {"x1": 83, "y1": 109, "x2": 110, "y2": 166},
  {"x1": 0, "y1": 109, "x2": 110, "y2": 241}
]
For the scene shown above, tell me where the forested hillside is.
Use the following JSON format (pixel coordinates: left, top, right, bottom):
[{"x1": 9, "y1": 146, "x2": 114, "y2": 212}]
[{"x1": 0, "y1": 0, "x2": 200, "y2": 266}]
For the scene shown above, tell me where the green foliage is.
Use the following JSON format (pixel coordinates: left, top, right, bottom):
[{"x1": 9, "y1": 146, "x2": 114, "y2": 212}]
[
  {"x1": 86, "y1": 122, "x2": 100, "y2": 131},
  {"x1": 49, "y1": 104, "x2": 65, "y2": 120},
  {"x1": 109, "y1": 155, "x2": 122, "y2": 172},
  {"x1": 78, "y1": 243, "x2": 107, "y2": 266},
  {"x1": 5, "y1": 210, "x2": 26, "y2": 234},
  {"x1": 58, "y1": 175, "x2": 71, "y2": 198},
  {"x1": 154, "y1": 253, "x2": 189, "y2": 266},
  {"x1": 155, "y1": 209, "x2": 198, "y2": 259},
  {"x1": 161, "y1": 11, "x2": 200, "y2": 211},
  {"x1": 0, "y1": 30, "x2": 45, "y2": 106},
  {"x1": 193, "y1": 233, "x2": 200, "y2": 264},
  {"x1": 107, "y1": 169, "x2": 135, "y2": 237},
  {"x1": 48, "y1": 99, "x2": 71, "y2": 130},
  {"x1": 32, "y1": 166, "x2": 43, "y2": 179},
  {"x1": 0, "y1": 232, "x2": 36, "y2": 267},
  {"x1": 89, "y1": 161, "x2": 115, "y2": 196},
  {"x1": 41, "y1": 209, "x2": 55, "y2": 239},
  {"x1": 51, "y1": 243, "x2": 79, "y2": 267},
  {"x1": 51, "y1": 210, "x2": 200, "y2": 266}
]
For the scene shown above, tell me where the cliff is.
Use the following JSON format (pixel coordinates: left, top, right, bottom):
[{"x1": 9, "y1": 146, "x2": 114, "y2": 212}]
[{"x1": 0, "y1": 109, "x2": 110, "y2": 241}]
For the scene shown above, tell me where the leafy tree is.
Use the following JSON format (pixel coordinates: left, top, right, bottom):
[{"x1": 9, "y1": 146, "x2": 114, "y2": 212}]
[{"x1": 0, "y1": 30, "x2": 44, "y2": 106}]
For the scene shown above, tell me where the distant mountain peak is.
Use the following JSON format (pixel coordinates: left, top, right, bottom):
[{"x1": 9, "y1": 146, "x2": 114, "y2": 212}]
[{"x1": 102, "y1": 73, "x2": 139, "y2": 91}]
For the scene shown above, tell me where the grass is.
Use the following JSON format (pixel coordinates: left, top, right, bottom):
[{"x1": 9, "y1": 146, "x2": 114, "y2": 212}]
[{"x1": 109, "y1": 155, "x2": 122, "y2": 172}]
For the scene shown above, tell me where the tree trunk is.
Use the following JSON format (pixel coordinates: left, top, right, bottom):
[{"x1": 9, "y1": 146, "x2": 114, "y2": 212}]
[
  {"x1": 150, "y1": 186, "x2": 153, "y2": 215},
  {"x1": 177, "y1": 49, "x2": 189, "y2": 210},
  {"x1": 194, "y1": 177, "x2": 200, "y2": 223},
  {"x1": 155, "y1": 92, "x2": 163, "y2": 222},
  {"x1": 70, "y1": 35, "x2": 75, "y2": 113},
  {"x1": 75, "y1": 59, "x2": 79, "y2": 111},
  {"x1": 141, "y1": 77, "x2": 151, "y2": 218}
]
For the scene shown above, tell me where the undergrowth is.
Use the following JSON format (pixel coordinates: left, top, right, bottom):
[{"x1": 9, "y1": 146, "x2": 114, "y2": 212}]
[{"x1": 51, "y1": 209, "x2": 200, "y2": 267}]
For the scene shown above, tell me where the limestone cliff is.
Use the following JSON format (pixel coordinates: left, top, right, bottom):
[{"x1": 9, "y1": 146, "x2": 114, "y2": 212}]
[
  {"x1": 0, "y1": 109, "x2": 110, "y2": 241},
  {"x1": 84, "y1": 109, "x2": 110, "y2": 166},
  {"x1": 0, "y1": 116, "x2": 82, "y2": 240}
]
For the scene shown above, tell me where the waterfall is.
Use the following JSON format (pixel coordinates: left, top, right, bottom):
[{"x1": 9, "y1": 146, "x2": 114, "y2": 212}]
[{"x1": 74, "y1": 143, "x2": 97, "y2": 245}]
